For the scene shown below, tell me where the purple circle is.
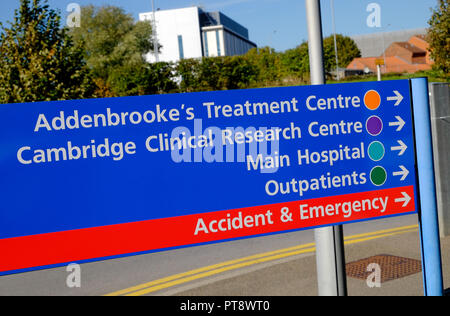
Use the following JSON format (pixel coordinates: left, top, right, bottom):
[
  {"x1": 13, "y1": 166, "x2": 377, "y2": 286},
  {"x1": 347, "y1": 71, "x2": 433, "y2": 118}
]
[{"x1": 366, "y1": 116, "x2": 383, "y2": 136}]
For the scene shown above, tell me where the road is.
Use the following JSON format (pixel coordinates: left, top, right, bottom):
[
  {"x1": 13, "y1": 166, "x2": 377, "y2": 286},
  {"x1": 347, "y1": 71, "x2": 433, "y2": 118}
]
[{"x1": 0, "y1": 214, "x2": 418, "y2": 296}]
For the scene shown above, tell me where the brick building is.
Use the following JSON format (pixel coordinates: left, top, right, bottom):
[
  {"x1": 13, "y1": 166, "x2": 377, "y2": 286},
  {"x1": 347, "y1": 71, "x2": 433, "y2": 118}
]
[{"x1": 347, "y1": 35, "x2": 433, "y2": 74}]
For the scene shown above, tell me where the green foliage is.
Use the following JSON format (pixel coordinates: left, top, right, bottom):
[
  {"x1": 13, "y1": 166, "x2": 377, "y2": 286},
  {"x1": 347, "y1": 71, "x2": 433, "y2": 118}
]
[
  {"x1": 280, "y1": 42, "x2": 310, "y2": 80},
  {"x1": 428, "y1": 0, "x2": 450, "y2": 75},
  {"x1": 253, "y1": 34, "x2": 361, "y2": 87},
  {"x1": 69, "y1": 5, "x2": 162, "y2": 97},
  {"x1": 174, "y1": 35, "x2": 360, "y2": 92},
  {"x1": 0, "y1": 0, "x2": 92, "y2": 104},
  {"x1": 323, "y1": 34, "x2": 361, "y2": 69},
  {"x1": 176, "y1": 56, "x2": 258, "y2": 92},
  {"x1": 2, "y1": 1, "x2": 412, "y2": 103},
  {"x1": 197, "y1": 57, "x2": 223, "y2": 91},
  {"x1": 223, "y1": 55, "x2": 258, "y2": 89},
  {"x1": 245, "y1": 47, "x2": 282, "y2": 86},
  {"x1": 176, "y1": 58, "x2": 202, "y2": 92},
  {"x1": 147, "y1": 62, "x2": 179, "y2": 94},
  {"x1": 327, "y1": 69, "x2": 449, "y2": 84}
]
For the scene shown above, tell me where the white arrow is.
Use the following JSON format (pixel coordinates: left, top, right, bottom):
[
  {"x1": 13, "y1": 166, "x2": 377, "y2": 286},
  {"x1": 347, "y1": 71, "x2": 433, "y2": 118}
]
[
  {"x1": 395, "y1": 192, "x2": 411, "y2": 207},
  {"x1": 393, "y1": 165, "x2": 409, "y2": 181},
  {"x1": 387, "y1": 90, "x2": 404, "y2": 106},
  {"x1": 391, "y1": 140, "x2": 408, "y2": 156},
  {"x1": 389, "y1": 116, "x2": 406, "y2": 131}
]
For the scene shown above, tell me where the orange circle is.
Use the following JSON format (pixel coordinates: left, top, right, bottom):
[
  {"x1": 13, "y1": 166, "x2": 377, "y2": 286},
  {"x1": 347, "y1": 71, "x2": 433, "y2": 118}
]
[{"x1": 364, "y1": 90, "x2": 381, "y2": 110}]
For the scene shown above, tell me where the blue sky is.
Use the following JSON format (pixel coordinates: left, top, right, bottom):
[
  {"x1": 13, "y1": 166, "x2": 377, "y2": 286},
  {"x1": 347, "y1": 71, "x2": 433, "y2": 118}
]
[{"x1": 0, "y1": 0, "x2": 438, "y2": 52}]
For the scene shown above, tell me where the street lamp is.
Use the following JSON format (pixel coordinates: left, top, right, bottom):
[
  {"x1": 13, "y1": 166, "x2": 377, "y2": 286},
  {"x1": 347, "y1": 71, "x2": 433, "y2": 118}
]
[
  {"x1": 380, "y1": 23, "x2": 391, "y2": 74},
  {"x1": 151, "y1": 0, "x2": 159, "y2": 63},
  {"x1": 331, "y1": 0, "x2": 339, "y2": 80}
]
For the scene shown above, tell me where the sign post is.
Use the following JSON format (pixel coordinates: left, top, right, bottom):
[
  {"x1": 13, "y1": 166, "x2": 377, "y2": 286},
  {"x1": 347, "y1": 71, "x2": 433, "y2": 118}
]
[
  {"x1": 411, "y1": 78, "x2": 444, "y2": 296},
  {"x1": 305, "y1": 0, "x2": 347, "y2": 296},
  {"x1": 375, "y1": 59, "x2": 385, "y2": 81}
]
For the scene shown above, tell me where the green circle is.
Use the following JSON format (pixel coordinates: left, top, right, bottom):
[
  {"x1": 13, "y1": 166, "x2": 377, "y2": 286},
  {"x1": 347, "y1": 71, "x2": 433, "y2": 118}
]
[
  {"x1": 370, "y1": 166, "x2": 387, "y2": 186},
  {"x1": 368, "y1": 141, "x2": 385, "y2": 161}
]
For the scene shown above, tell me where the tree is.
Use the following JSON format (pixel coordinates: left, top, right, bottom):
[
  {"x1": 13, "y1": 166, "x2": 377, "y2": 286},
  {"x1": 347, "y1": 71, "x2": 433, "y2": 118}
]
[
  {"x1": 176, "y1": 58, "x2": 202, "y2": 92},
  {"x1": 280, "y1": 42, "x2": 310, "y2": 81},
  {"x1": 245, "y1": 47, "x2": 283, "y2": 86},
  {"x1": 0, "y1": 0, "x2": 92, "y2": 104},
  {"x1": 146, "y1": 62, "x2": 178, "y2": 94},
  {"x1": 428, "y1": 0, "x2": 450, "y2": 75},
  {"x1": 221, "y1": 55, "x2": 258, "y2": 90},
  {"x1": 197, "y1": 57, "x2": 223, "y2": 91},
  {"x1": 279, "y1": 35, "x2": 360, "y2": 82},
  {"x1": 109, "y1": 61, "x2": 178, "y2": 95},
  {"x1": 69, "y1": 5, "x2": 165, "y2": 97},
  {"x1": 323, "y1": 34, "x2": 361, "y2": 70}
]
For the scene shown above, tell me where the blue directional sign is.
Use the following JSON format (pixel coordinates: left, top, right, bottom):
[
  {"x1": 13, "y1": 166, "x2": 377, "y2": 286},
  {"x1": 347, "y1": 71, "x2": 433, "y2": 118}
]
[{"x1": 0, "y1": 79, "x2": 418, "y2": 275}]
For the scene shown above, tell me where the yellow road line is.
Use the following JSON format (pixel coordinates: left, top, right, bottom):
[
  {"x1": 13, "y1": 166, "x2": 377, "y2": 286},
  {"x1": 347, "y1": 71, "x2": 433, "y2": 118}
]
[
  {"x1": 345, "y1": 228, "x2": 418, "y2": 245},
  {"x1": 127, "y1": 246, "x2": 318, "y2": 296},
  {"x1": 104, "y1": 242, "x2": 316, "y2": 296},
  {"x1": 105, "y1": 224, "x2": 418, "y2": 296},
  {"x1": 126, "y1": 227, "x2": 419, "y2": 296},
  {"x1": 344, "y1": 224, "x2": 418, "y2": 241}
]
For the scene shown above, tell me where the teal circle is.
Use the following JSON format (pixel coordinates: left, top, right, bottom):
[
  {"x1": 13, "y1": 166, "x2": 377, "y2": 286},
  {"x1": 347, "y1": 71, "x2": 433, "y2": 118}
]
[{"x1": 368, "y1": 141, "x2": 385, "y2": 161}]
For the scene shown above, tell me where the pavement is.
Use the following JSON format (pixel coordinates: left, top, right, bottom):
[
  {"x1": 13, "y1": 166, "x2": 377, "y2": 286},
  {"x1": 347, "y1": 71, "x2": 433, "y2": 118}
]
[{"x1": 154, "y1": 227, "x2": 450, "y2": 296}]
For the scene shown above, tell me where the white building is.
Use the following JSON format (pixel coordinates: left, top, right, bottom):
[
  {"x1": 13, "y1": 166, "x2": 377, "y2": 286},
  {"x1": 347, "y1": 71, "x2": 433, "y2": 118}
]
[{"x1": 139, "y1": 6, "x2": 257, "y2": 63}]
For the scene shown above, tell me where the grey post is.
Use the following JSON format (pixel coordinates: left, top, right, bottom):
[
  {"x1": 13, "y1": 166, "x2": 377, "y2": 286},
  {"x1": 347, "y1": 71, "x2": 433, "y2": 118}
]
[
  {"x1": 151, "y1": 0, "x2": 159, "y2": 63},
  {"x1": 429, "y1": 83, "x2": 450, "y2": 237},
  {"x1": 330, "y1": 0, "x2": 340, "y2": 80},
  {"x1": 305, "y1": 0, "x2": 347, "y2": 296}
]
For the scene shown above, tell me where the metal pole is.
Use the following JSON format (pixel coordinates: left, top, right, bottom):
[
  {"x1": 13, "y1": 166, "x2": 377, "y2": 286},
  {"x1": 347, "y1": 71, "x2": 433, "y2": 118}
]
[
  {"x1": 330, "y1": 0, "x2": 339, "y2": 80},
  {"x1": 411, "y1": 78, "x2": 444, "y2": 296},
  {"x1": 305, "y1": 0, "x2": 347, "y2": 296},
  {"x1": 381, "y1": 32, "x2": 386, "y2": 73},
  {"x1": 151, "y1": 0, "x2": 159, "y2": 63},
  {"x1": 306, "y1": 0, "x2": 325, "y2": 85},
  {"x1": 380, "y1": 24, "x2": 390, "y2": 74}
]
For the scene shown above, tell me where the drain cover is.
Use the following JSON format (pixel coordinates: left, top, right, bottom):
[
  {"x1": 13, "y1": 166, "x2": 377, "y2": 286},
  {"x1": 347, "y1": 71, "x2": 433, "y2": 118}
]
[{"x1": 346, "y1": 254, "x2": 422, "y2": 283}]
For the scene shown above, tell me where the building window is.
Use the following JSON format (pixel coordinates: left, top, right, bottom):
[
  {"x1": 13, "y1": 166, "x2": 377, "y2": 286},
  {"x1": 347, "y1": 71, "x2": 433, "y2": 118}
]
[
  {"x1": 203, "y1": 32, "x2": 209, "y2": 57},
  {"x1": 216, "y1": 30, "x2": 221, "y2": 56},
  {"x1": 178, "y1": 35, "x2": 184, "y2": 59}
]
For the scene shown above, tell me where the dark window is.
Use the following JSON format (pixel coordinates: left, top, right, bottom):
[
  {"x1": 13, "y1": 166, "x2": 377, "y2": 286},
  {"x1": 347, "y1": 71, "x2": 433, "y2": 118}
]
[
  {"x1": 203, "y1": 32, "x2": 209, "y2": 57},
  {"x1": 216, "y1": 30, "x2": 221, "y2": 56},
  {"x1": 178, "y1": 35, "x2": 184, "y2": 59}
]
